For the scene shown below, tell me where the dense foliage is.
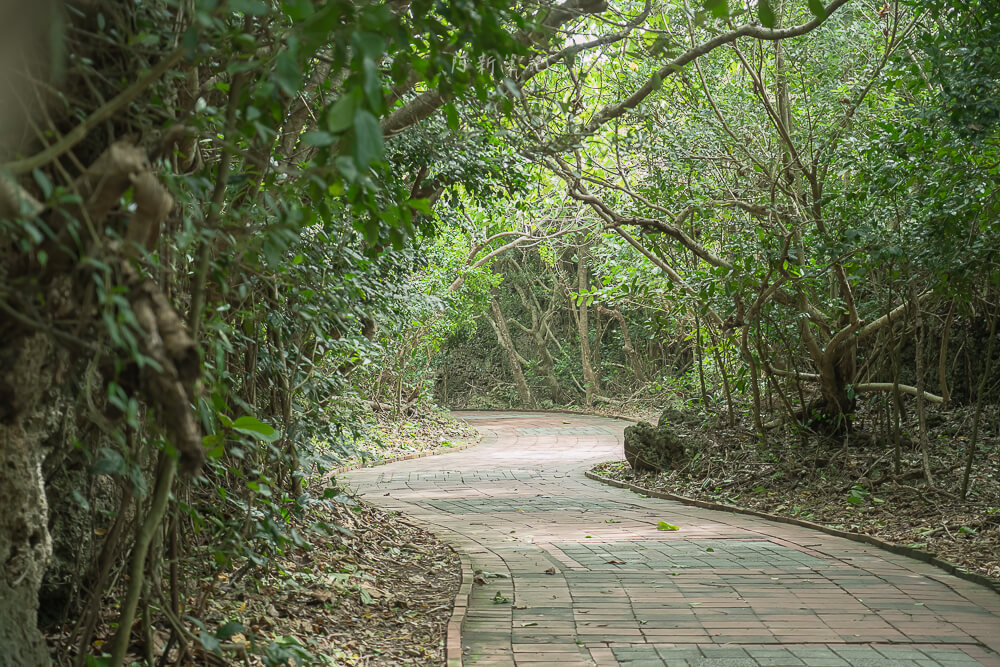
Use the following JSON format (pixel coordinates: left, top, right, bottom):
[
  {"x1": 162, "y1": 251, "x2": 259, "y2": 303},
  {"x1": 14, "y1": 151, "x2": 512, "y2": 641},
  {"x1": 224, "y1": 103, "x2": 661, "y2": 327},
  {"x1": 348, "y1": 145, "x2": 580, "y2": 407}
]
[{"x1": 0, "y1": 0, "x2": 996, "y2": 664}]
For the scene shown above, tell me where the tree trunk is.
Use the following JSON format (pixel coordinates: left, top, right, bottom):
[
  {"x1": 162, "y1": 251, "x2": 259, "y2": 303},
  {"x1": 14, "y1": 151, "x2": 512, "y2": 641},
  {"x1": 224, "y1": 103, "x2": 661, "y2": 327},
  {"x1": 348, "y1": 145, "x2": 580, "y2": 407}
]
[
  {"x1": 534, "y1": 325, "x2": 563, "y2": 403},
  {"x1": 599, "y1": 306, "x2": 646, "y2": 383},
  {"x1": 513, "y1": 277, "x2": 564, "y2": 403},
  {"x1": 695, "y1": 313, "x2": 708, "y2": 406},
  {"x1": 705, "y1": 324, "x2": 735, "y2": 427},
  {"x1": 818, "y1": 342, "x2": 857, "y2": 427},
  {"x1": 0, "y1": 333, "x2": 64, "y2": 666},
  {"x1": 488, "y1": 297, "x2": 532, "y2": 407},
  {"x1": 592, "y1": 308, "x2": 605, "y2": 390},
  {"x1": 910, "y1": 284, "x2": 934, "y2": 487},
  {"x1": 741, "y1": 320, "x2": 765, "y2": 438},
  {"x1": 938, "y1": 301, "x2": 954, "y2": 407},
  {"x1": 576, "y1": 244, "x2": 598, "y2": 406},
  {"x1": 962, "y1": 302, "x2": 997, "y2": 498}
]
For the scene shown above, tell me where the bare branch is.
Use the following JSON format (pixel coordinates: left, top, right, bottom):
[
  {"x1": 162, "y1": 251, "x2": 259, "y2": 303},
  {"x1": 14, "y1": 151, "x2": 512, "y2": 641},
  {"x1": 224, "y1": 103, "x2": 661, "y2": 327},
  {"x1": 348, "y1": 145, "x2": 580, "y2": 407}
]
[{"x1": 855, "y1": 383, "x2": 944, "y2": 404}]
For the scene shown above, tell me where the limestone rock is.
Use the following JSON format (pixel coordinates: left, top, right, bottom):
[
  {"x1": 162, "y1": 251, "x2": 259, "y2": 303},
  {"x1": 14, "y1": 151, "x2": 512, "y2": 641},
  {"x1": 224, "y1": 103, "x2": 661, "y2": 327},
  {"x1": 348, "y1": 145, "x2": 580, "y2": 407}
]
[
  {"x1": 657, "y1": 405, "x2": 700, "y2": 428},
  {"x1": 623, "y1": 421, "x2": 686, "y2": 473}
]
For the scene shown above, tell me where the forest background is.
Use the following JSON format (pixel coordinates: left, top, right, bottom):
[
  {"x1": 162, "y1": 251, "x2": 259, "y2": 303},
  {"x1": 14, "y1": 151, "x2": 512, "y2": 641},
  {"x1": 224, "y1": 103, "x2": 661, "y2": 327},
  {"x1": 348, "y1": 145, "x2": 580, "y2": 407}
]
[{"x1": 0, "y1": 0, "x2": 998, "y2": 664}]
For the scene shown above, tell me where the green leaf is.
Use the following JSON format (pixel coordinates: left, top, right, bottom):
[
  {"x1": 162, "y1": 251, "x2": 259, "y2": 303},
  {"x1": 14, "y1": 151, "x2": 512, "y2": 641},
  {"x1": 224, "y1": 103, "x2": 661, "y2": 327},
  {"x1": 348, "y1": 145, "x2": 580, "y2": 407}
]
[
  {"x1": 352, "y1": 109, "x2": 384, "y2": 170},
  {"x1": 326, "y1": 94, "x2": 357, "y2": 133},
  {"x1": 408, "y1": 198, "x2": 433, "y2": 215},
  {"x1": 757, "y1": 0, "x2": 776, "y2": 28},
  {"x1": 205, "y1": 435, "x2": 225, "y2": 459},
  {"x1": 657, "y1": 521, "x2": 680, "y2": 531},
  {"x1": 362, "y1": 56, "x2": 382, "y2": 109},
  {"x1": 445, "y1": 103, "x2": 460, "y2": 130},
  {"x1": 282, "y1": 0, "x2": 314, "y2": 21},
  {"x1": 704, "y1": 0, "x2": 728, "y2": 17},
  {"x1": 273, "y1": 50, "x2": 302, "y2": 96},
  {"x1": 353, "y1": 31, "x2": 386, "y2": 59},
  {"x1": 231, "y1": 415, "x2": 279, "y2": 441},
  {"x1": 32, "y1": 169, "x2": 53, "y2": 199},
  {"x1": 335, "y1": 155, "x2": 359, "y2": 181},
  {"x1": 807, "y1": 0, "x2": 826, "y2": 19},
  {"x1": 216, "y1": 621, "x2": 247, "y2": 640},
  {"x1": 199, "y1": 631, "x2": 222, "y2": 655},
  {"x1": 71, "y1": 488, "x2": 91, "y2": 512},
  {"x1": 301, "y1": 130, "x2": 334, "y2": 146},
  {"x1": 230, "y1": 0, "x2": 268, "y2": 15},
  {"x1": 93, "y1": 448, "x2": 125, "y2": 476}
]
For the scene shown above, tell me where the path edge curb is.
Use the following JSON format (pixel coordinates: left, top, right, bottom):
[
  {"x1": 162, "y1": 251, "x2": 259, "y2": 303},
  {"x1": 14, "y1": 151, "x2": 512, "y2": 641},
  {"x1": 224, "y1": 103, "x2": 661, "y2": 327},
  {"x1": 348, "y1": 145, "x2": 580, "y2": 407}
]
[
  {"x1": 446, "y1": 548, "x2": 474, "y2": 667},
  {"x1": 336, "y1": 430, "x2": 487, "y2": 667},
  {"x1": 585, "y1": 469, "x2": 1000, "y2": 596}
]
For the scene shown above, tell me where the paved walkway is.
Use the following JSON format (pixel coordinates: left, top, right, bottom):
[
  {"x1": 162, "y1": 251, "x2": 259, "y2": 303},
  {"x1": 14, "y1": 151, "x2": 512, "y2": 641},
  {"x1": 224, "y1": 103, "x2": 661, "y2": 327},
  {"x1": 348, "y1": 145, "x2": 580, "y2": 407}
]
[{"x1": 342, "y1": 412, "x2": 1000, "y2": 667}]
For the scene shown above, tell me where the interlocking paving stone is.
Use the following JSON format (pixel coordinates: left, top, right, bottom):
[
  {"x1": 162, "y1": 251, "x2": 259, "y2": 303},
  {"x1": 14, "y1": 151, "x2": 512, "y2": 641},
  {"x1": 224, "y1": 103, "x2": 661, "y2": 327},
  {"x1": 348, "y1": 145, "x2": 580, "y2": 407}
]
[
  {"x1": 377, "y1": 469, "x2": 545, "y2": 483},
  {"x1": 617, "y1": 646, "x2": 997, "y2": 666},
  {"x1": 555, "y1": 540, "x2": 829, "y2": 570},
  {"x1": 343, "y1": 412, "x2": 1000, "y2": 666},
  {"x1": 427, "y1": 496, "x2": 637, "y2": 513},
  {"x1": 516, "y1": 425, "x2": 621, "y2": 436}
]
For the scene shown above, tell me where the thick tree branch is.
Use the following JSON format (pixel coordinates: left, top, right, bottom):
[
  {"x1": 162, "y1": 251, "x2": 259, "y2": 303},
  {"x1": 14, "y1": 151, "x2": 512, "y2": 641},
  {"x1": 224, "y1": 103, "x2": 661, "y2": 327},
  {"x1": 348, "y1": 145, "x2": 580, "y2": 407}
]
[
  {"x1": 517, "y1": 0, "x2": 650, "y2": 83},
  {"x1": 610, "y1": 224, "x2": 724, "y2": 328},
  {"x1": 857, "y1": 291, "x2": 933, "y2": 340},
  {"x1": 382, "y1": 0, "x2": 610, "y2": 138},
  {"x1": 767, "y1": 371, "x2": 944, "y2": 404},
  {"x1": 855, "y1": 383, "x2": 944, "y2": 404},
  {"x1": 551, "y1": 156, "x2": 732, "y2": 269},
  {"x1": 576, "y1": 0, "x2": 851, "y2": 139}
]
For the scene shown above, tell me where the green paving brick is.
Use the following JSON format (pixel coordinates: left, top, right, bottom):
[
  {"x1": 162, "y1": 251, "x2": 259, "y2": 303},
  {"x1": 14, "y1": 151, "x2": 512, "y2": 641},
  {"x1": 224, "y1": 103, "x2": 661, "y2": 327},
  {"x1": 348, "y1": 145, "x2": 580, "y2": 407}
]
[
  {"x1": 756, "y1": 657, "x2": 805, "y2": 666},
  {"x1": 657, "y1": 648, "x2": 704, "y2": 660},
  {"x1": 700, "y1": 646, "x2": 751, "y2": 658}
]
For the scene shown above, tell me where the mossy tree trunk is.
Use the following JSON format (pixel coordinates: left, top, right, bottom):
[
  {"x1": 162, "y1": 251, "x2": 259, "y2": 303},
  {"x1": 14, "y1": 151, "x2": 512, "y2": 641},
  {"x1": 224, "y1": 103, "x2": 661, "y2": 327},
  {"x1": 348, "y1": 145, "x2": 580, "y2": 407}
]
[
  {"x1": 488, "y1": 297, "x2": 532, "y2": 407},
  {"x1": 0, "y1": 333, "x2": 65, "y2": 666},
  {"x1": 576, "y1": 242, "x2": 598, "y2": 406}
]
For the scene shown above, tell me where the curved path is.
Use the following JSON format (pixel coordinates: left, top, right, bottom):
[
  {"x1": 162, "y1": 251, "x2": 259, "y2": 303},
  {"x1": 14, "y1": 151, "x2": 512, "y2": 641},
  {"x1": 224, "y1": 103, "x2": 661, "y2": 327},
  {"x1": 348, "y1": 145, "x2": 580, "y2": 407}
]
[{"x1": 342, "y1": 412, "x2": 1000, "y2": 667}]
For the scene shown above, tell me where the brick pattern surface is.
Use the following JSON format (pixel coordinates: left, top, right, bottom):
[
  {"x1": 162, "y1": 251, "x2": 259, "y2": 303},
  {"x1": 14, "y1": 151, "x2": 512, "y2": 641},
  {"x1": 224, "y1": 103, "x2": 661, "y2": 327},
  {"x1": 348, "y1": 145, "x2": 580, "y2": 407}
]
[{"x1": 342, "y1": 412, "x2": 1000, "y2": 666}]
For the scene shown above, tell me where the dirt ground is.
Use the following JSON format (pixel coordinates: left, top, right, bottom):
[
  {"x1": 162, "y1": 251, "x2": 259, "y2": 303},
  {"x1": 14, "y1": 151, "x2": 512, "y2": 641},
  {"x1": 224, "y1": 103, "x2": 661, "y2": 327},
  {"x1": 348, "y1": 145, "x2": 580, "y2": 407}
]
[{"x1": 52, "y1": 409, "x2": 474, "y2": 666}]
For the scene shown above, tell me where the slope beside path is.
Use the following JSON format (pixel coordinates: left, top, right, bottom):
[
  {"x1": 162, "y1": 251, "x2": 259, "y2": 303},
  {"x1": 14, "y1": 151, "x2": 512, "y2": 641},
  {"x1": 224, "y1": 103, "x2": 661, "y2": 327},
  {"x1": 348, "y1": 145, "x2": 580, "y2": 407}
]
[{"x1": 341, "y1": 412, "x2": 1000, "y2": 667}]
